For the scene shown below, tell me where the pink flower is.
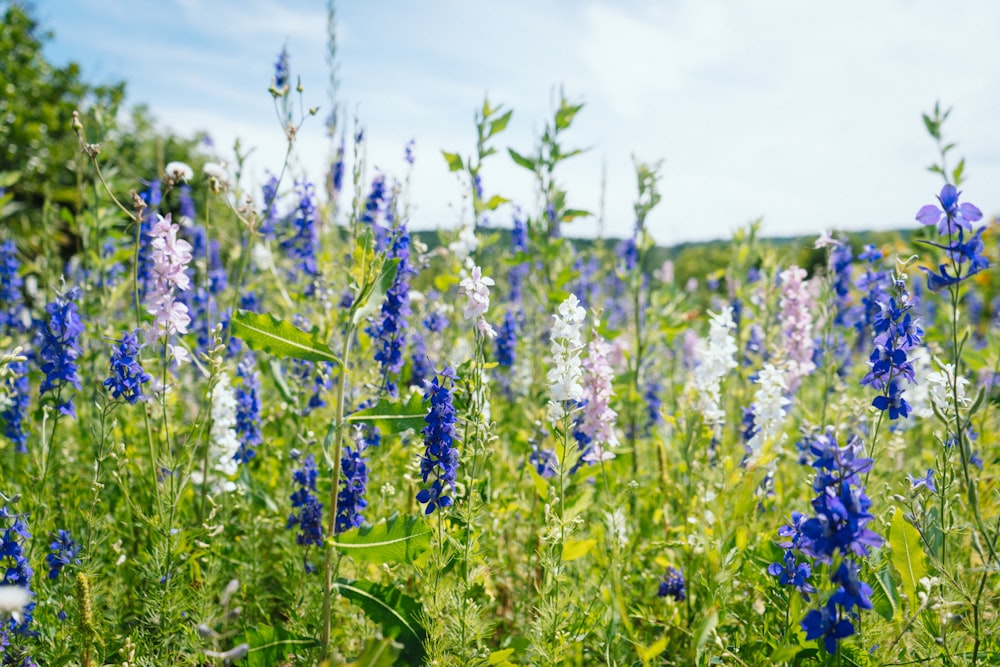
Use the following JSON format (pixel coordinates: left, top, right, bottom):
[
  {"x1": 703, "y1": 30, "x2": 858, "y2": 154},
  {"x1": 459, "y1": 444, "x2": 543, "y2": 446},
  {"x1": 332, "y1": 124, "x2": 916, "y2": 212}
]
[
  {"x1": 580, "y1": 336, "x2": 619, "y2": 460},
  {"x1": 459, "y1": 265, "x2": 496, "y2": 339},
  {"x1": 146, "y1": 214, "x2": 193, "y2": 344},
  {"x1": 778, "y1": 266, "x2": 815, "y2": 389}
]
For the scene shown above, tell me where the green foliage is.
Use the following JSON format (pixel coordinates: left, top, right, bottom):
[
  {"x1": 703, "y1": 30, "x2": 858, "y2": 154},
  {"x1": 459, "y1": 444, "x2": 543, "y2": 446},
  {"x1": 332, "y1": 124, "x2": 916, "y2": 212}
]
[
  {"x1": 231, "y1": 310, "x2": 343, "y2": 365},
  {"x1": 331, "y1": 514, "x2": 432, "y2": 564}
]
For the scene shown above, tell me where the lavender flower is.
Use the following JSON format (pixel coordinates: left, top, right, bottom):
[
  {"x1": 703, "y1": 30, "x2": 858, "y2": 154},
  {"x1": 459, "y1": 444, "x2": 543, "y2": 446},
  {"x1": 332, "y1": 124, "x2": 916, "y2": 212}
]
[
  {"x1": 579, "y1": 336, "x2": 619, "y2": 464},
  {"x1": 416, "y1": 368, "x2": 460, "y2": 515},
  {"x1": 778, "y1": 266, "x2": 816, "y2": 389},
  {"x1": 146, "y1": 214, "x2": 194, "y2": 342},
  {"x1": 916, "y1": 184, "x2": 983, "y2": 235},
  {"x1": 37, "y1": 287, "x2": 84, "y2": 418}
]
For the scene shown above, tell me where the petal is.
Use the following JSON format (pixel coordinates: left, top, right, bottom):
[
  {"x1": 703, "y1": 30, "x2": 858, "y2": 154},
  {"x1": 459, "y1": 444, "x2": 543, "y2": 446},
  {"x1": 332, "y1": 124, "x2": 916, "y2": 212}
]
[{"x1": 915, "y1": 204, "x2": 942, "y2": 226}]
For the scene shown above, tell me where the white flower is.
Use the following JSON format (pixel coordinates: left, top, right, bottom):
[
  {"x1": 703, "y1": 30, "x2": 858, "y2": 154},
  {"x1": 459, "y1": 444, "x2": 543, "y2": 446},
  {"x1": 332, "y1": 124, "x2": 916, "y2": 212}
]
[
  {"x1": 691, "y1": 307, "x2": 738, "y2": 427},
  {"x1": 746, "y1": 363, "x2": 790, "y2": 460},
  {"x1": 547, "y1": 294, "x2": 587, "y2": 423},
  {"x1": 202, "y1": 161, "x2": 229, "y2": 186},
  {"x1": 448, "y1": 224, "x2": 478, "y2": 260},
  {"x1": 458, "y1": 265, "x2": 496, "y2": 339},
  {"x1": 927, "y1": 362, "x2": 971, "y2": 419},
  {"x1": 0, "y1": 586, "x2": 30, "y2": 620},
  {"x1": 165, "y1": 161, "x2": 194, "y2": 183},
  {"x1": 193, "y1": 372, "x2": 240, "y2": 493}
]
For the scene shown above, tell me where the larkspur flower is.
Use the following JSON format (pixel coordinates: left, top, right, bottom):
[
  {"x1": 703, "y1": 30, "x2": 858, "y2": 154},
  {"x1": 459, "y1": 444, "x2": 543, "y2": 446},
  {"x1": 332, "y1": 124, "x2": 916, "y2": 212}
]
[
  {"x1": 746, "y1": 363, "x2": 790, "y2": 460},
  {"x1": 916, "y1": 184, "x2": 983, "y2": 236},
  {"x1": 657, "y1": 567, "x2": 686, "y2": 601},
  {"x1": 0, "y1": 241, "x2": 25, "y2": 335},
  {"x1": 458, "y1": 265, "x2": 496, "y2": 339},
  {"x1": 802, "y1": 601, "x2": 854, "y2": 655},
  {"x1": 907, "y1": 469, "x2": 936, "y2": 493},
  {"x1": 234, "y1": 354, "x2": 262, "y2": 464},
  {"x1": 37, "y1": 287, "x2": 84, "y2": 418},
  {"x1": 103, "y1": 330, "x2": 151, "y2": 405},
  {"x1": 416, "y1": 368, "x2": 460, "y2": 515},
  {"x1": 579, "y1": 335, "x2": 619, "y2": 464},
  {"x1": 692, "y1": 307, "x2": 738, "y2": 428},
  {"x1": 280, "y1": 180, "x2": 320, "y2": 289},
  {"x1": 288, "y1": 454, "x2": 323, "y2": 547},
  {"x1": 271, "y1": 46, "x2": 290, "y2": 94},
  {"x1": 45, "y1": 530, "x2": 79, "y2": 580},
  {"x1": 778, "y1": 266, "x2": 816, "y2": 389},
  {"x1": 194, "y1": 372, "x2": 240, "y2": 493},
  {"x1": 768, "y1": 550, "x2": 815, "y2": 600},
  {"x1": 0, "y1": 502, "x2": 36, "y2": 660},
  {"x1": 360, "y1": 173, "x2": 389, "y2": 251},
  {"x1": 336, "y1": 428, "x2": 369, "y2": 534},
  {"x1": 146, "y1": 214, "x2": 193, "y2": 339},
  {"x1": 1, "y1": 360, "x2": 29, "y2": 453},
  {"x1": 860, "y1": 271, "x2": 921, "y2": 421},
  {"x1": 368, "y1": 220, "x2": 414, "y2": 397},
  {"x1": 547, "y1": 294, "x2": 587, "y2": 423}
]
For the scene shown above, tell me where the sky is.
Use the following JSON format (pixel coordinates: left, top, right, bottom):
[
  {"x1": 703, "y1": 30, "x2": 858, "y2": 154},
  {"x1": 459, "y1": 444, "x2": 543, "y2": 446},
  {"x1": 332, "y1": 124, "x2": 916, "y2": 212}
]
[{"x1": 38, "y1": 0, "x2": 1000, "y2": 245}]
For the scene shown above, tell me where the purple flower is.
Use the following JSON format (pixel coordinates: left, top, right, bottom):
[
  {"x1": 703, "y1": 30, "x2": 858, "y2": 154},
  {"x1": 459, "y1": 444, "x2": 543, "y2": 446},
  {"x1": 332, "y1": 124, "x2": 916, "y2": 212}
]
[
  {"x1": 103, "y1": 330, "x2": 151, "y2": 405},
  {"x1": 234, "y1": 353, "x2": 262, "y2": 464},
  {"x1": 916, "y1": 184, "x2": 982, "y2": 235},
  {"x1": 288, "y1": 455, "x2": 323, "y2": 548},
  {"x1": 335, "y1": 439, "x2": 369, "y2": 534},
  {"x1": 45, "y1": 530, "x2": 80, "y2": 580},
  {"x1": 37, "y1": 287, "x2": 84, "y2": 418},
  {"x1": 416, "y1": 369, "x2": 460, "y2": 514},
  {"x1": 1, "y1": 360, "x2": 29, "y2": 453},
  {"x1": 657, "y1": 567, "x2": 686, "y2": 601},
  {"x1": 767, "y1": 550, "x2": 815, "y2": 600},
  {"x1": 802, "y1": 601, "x2": 854, "y2": 655}
]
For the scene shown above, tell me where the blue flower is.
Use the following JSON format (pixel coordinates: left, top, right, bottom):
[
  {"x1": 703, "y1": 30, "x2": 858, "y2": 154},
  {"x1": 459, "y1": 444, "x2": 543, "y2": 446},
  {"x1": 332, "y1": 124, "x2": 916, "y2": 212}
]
[
  {"x1": 802, "y1": 601, "x2": 854, "y2": 655},
  {"x1": 916, "y1": 184, "x2": 982, "y2": 235},
  {"x1": 767, "y1": 550, "x2": 815, "y2": 600},
  {"x1": 36, "y1": 287, "x2": 84, "y2": 418},
  {"x1": 288, "y1": 455, "x2": 324, "y2": 548},
  {"x1": 657, "y1": 567, "x2": 686, "y2": 601},
  {"x1": 0, "y1": 503, "x2": 36, "y2": 650},
  {"x1": 103, "y1": 330, "x2": 151, "y2": 405},
  {"x1": 335, "y1": 440, "x2": 369, "y2": 534},
  {"x1": 280, "y1": 180, "x2": 320, "y2": 288},
  {"x1": 45, "y1": 530, "x2": 80, "y2": 580},
  {"x1": 368, "y1": 219, "x2": 414, "y2": 397},
  {"x1": 416, "y1": 369, "x2": 460, "y2": 514},
  {"x1": 1, "y1": 360, "x2": 29, "y2": 453},
  {"x1": 529, "y1": 445, "x2": 557, "y2": 478},
  {"x1": 0, "y1": 239, "x2": 26, "y2": 335},
  {"x1": 234, "y1": 353, "x2": 262, "y2": 464}
]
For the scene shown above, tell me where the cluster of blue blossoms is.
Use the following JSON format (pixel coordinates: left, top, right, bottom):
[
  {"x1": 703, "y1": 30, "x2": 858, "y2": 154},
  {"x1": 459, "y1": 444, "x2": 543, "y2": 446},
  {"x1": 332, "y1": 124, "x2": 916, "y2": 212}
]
[
  {"x1": 773, "y1": 430, "x2": 882, "y2": 654},
  {"x1": 416, "y1": 368, "x2": 460, "y2": 515},
  {"x1": 0, "y1": 502, "x2": 37, "y2": 667}
]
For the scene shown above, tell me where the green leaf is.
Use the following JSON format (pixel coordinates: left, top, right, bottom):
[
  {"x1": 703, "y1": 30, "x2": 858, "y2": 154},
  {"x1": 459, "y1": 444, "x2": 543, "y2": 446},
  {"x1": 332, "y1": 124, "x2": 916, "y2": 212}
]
[
  {"x1": 889, "y1": 508, "x2": 927, "y2": 610},
  {"x1": 487, "y1": 109, "x2": 513, "y2": 139},
  {"x1": 637, "y1": 638, "x2": 668, "y2": 662},
  {"x1": 331, "y1": 514, "x2": 432, "y2": 564},
  {"x1": 694, "y1": 610, "x2": 718, "y2": 662},
  {"x1": 242, "y1": 624, "x2": 319, "y2": 667},
  {"x1": 867, "y1": 558, "x2": 898, "y2": 621},
  {"x1": 352, "y1": 258, "x2": 400, "y2": 327},
  {"x1": 484, "y1": 194, "x2": 509, "y2": 211},
  {"x1": 346, "y1": 393, "x2": 426, "y2": 433},
  {"x1": 771, "y1": 645, "x2": 802, "y2": 662},
  {"x1": 231, "y1": 311, "x2": 341, "y2": 365},
  {"x1": 561, "y1": 208, "x2": 591, "y2": 222},
  {"x1": 338, "y1": 638, "x2": 402, "y2": 667},
  {"x1": 508, "y1": 148, "x2": 536, "y2": 171},
  {"x1": 952, "y1": 157, "x2": 966, "y2": 185},
  {"x1": 442, "y1": 150, "x2": 464, "y2": 172},
  {"x1": 335, "y1": 579, "x2": 425, "y2": 663},
  {"x1": 555, "y1": 102, "x2": 584, "y2": 130}
]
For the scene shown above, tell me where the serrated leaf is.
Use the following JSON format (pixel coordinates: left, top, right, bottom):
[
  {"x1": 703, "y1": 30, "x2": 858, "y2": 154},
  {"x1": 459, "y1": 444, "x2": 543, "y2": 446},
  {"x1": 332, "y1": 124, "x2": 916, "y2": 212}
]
[
  {"x1": 337, "y1": 638, "x2": 402, "y2": 667},
  {"x1": 346, "y1": 393, "x2": 426, "y2": 434},
  {"x1": 332, "y1": 515, "x2": 431, "y2": 564},
  {"x1": 508, "y1": 148, "x2": 536, "y2": 171},
  {"x1": 352, "y1": 258, "x2": 400, "y2": 327},
  {"x1": 562, "y1": 538, "x2": 596, "y2": 561},
  {"x1": 231, "y1": 311, "x2": 341, "y2": 365},
  {"x1": 335, "y1": 579, "x2": 424, "y2": 663},
  {"x1": 442, "y1": 150, "x2": 463, "y2": 172},
  {"x1": 889, "y1": 509, "x2": 927, "y2": 610}
]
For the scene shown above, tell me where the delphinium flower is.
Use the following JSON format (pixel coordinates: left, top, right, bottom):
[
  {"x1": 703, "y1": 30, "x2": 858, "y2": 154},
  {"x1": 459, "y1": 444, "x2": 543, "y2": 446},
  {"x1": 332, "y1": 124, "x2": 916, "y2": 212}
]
[
  {"x1": 853, "y1": 245, "x2": 888, "y2": 345},
  {"x1": 767, "y1": 550, "x2": 815, "y2": 600},
  {"x1": 925, "y1": 361, "x2": 970, "y2": 426},
  {"x1": 571, "y1": 256, "x2": 602, "y2": 310},
  {"x1": 259, "y1": 174, "x2": 280, "y2": 239},
  {"x1": 860, "y1": 271, "x2": 922, "y2": 421},
  {"x1": 335, "y1": 427, "x2": 369, "y2": 534},
  {"x1": 657, "y1": 566, "x2": 686, "y2": 602},
  {"x1": 916, "y1": 185, "x2": 990, "y2": 289},
  {"x1": 0, "y1": 502, "x2": 36, "y2": 663},
  {"x1": 643, "y1": 377, "x2": 663, "y2": 435},
  {"x1": 280, "y1": 180, "x2": 320, "y2": 292},
  {"x1": 745, "y1": 363, "x2": 790, "y2": 461},
  {"x1": 0, "y1": 240, "x2": 25, "y2": 335},
  {"x1": 777, "y1": 266, "x2": 816, "y2": 390},
  {"x1": 368, "y1": 220, "x2": 414, "y2": 397},
  {"x1": 578, "y1": 335, "x2": 619, "y2": 464},
  {"x1": 494, "y1": 309, "x2": 519, "y2": 399},
  {"x1": 828, "y1": 241, "x2": 856, "y2": 329},
  {"x1": 774, "y1": 431, "x2": 881, "y2": 655},
  {"x1": 36, "y1": 286, "x2": 84, "y2": 418},
  {"x1": 233, "y1": 354, "x2": 262, "y2": 464},
  {"x1": 328, "y1": 131, "x2": 346, "y2": 204},
  {"x1": 546, "y1": 294, "x2": 587, "y2": 424},
  {"x1": 508, "y1": 207, "x2": 530, "y2": 306},
  {"x1": 288, "y1": 454, "x2": 323, "y2": 548},
  {"x1": 103, "y1": 330, "x2": 151, "y2": 405},
  {"x1": 270, "y1": 45, "x2": 290, "y2": 95},
  {"x1": 45, "y1": 530, "x2": 80, "y2": 580},
  {"x1": 416, "y1": 368, "x2": 460, "y2": 515},
  {"x1": 448, "y1": 224, "x2": 479, "y2": 263},
  {"x1": 360, "y1": 173, "x2": 389, "y2": 252},
  {"x1": 530, "y1": 444, "x2": 558, "y2": 478},
  {"x1": 907, "y1": 469, "x2": 936, "y2": 493},
  {"x1": 146, "y1": 213, "x2": 193, "y2": 346},
  {"x1": 195, "y1": 372, "x2": 240, "y2": 493},
  {"x1": 1, "y1": 360, "x2": 29, "y2": 453},
  {"x1": 458, "y1": 265, "x2": 496, "y2": 339},
  {"x1": 691, "y1": 307, "x2": 738, "y2": 429}
]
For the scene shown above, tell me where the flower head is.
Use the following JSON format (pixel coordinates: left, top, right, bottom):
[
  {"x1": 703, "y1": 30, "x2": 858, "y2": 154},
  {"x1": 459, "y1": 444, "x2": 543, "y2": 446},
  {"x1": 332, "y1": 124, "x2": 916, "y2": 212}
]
[{"x1": 916, "y1": 184, "x2": 982, "y2": 235}]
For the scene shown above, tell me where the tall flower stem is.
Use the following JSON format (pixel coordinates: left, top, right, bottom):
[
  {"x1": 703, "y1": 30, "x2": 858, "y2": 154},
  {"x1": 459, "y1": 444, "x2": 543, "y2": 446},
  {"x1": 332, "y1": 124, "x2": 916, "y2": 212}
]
[{"x1": 322, "y1": 326, "x2": 354, "y2": 656}]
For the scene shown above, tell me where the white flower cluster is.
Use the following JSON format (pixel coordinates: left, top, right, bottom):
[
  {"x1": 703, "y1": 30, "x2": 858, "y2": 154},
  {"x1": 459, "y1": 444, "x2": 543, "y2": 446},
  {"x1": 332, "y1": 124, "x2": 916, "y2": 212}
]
[
  {"x1": 195, "y1": 371, "x2": 240, "y2": 493},
  {"x1": 926, "y1": 362, "x2": 971, "y2": 421},
  {"x1": 547, "y1": 293, "x2": 587, "y2": 424},
  {"x1": 692, "y1": 307, "x2": 738, "y2": 427},
  {"x1": 458, "y1": 264, "x2": 496, "y2": 339},
  {"x1": 746, "y1": 363, "x2": 790, "y2": 460}
]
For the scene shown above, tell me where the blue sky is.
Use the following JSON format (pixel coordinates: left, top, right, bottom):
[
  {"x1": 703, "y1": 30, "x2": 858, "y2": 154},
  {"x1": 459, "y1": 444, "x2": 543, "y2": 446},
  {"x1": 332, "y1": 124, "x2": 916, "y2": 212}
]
[{"x1": 39, "y1": 0, "x2": 1000, "y2": 244}]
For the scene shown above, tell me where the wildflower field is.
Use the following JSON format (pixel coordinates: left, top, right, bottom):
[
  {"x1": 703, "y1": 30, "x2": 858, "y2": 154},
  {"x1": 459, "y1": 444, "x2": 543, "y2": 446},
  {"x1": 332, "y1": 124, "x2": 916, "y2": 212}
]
[{"x1": 3, "y1": 4, "x2": 1000, "y2": 666}]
